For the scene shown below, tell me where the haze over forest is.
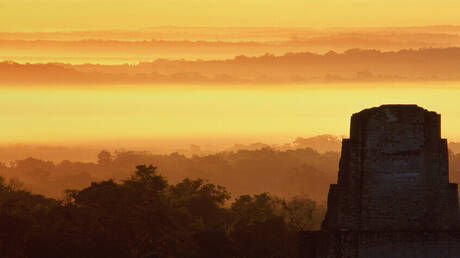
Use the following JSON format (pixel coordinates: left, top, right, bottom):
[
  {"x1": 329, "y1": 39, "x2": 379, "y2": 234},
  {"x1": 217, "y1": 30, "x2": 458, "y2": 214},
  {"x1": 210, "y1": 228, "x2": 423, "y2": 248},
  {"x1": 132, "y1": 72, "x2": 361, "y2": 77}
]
[
  {"x1": 3, "y1": 25, "x2": 460, "y2": 197},
  {"x1": 2, "y1": 135, "x2": 460, "y2": 200}
]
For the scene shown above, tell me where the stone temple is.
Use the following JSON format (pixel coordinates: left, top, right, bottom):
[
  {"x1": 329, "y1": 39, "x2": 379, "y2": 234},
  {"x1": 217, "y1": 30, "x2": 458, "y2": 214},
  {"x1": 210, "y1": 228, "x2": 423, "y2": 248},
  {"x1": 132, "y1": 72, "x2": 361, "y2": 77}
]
[{"x1": 301, "y1": 105, "x2": 460, "y2": 257}]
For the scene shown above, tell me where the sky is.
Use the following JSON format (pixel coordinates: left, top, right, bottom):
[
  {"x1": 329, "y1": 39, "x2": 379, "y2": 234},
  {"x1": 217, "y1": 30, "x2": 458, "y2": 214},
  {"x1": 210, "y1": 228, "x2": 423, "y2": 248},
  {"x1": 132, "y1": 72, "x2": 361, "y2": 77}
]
[
  {"x1": 2, "y1": 85, "x2": 460, "y2": 144},
  {"x1": 1, "y1": 0, "x2": 460, "y2": 31},
  {"x1": 2, "y1": 0, "x2": 460, "y2": 148}
]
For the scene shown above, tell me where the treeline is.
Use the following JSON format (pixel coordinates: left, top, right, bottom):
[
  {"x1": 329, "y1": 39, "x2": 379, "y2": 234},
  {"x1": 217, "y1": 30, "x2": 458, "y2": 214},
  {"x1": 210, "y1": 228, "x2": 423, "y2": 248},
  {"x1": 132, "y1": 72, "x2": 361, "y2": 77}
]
[
  {"x1": 2, "y1": 146, "x2": 460, "y2": 201},
  {"x1": 0, "y1": 135, "x2": 342, "y2": 163},
  {"x1": 3, "y1": 28, "x2": 460, "y2": 58},
  {"x1": 0, "y1": 147, "x2": 339, "y2": 200},
  {"x1": 4, "y1": 25, "x2": 460, "y2": 41},
  {"x1": 0, "y1": 165, "x2": 324, "y2": 257},
  {"x1": 4, "y1": 48, "x2": 460, "y2": 84}
]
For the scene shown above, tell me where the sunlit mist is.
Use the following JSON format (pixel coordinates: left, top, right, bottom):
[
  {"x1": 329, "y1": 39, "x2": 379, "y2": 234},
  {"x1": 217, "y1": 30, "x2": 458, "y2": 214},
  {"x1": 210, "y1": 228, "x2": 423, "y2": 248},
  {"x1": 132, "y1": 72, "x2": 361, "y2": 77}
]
[{"x1": 1, "y1": 83, "x2": 460, "y2": 145}]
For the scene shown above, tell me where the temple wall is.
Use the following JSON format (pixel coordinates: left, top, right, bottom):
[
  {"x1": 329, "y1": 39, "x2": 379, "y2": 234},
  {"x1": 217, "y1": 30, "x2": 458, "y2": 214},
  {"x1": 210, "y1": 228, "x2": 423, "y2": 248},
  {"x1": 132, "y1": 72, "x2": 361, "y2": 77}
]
[
  {"x1": 304, "y1": 105, "x2": 460, "y2": 257},
  {"x1": 301, "y1": 231, "x2": 460, "y2": 258}
]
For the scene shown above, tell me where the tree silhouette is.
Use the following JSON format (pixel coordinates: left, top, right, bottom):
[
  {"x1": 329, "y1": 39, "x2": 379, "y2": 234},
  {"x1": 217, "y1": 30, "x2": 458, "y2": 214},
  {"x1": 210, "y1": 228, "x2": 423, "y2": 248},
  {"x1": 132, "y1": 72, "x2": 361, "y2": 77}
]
[{"x1": 0, "y1": 163, "x2": 321, "y2": 257}]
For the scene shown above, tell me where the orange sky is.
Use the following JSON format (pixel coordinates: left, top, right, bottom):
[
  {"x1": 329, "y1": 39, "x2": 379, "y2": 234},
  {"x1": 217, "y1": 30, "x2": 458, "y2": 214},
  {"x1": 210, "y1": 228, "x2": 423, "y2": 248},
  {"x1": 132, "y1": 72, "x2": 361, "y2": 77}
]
[
  {"x1": 2, "y1": 1, "x2": 460, "y2": 149},
  {"x1": 1, "y1": 84, "x2": 460, "y2": 144},
  {"x1": 1, "y1": 0, "x2": 460, "y2": 31}
]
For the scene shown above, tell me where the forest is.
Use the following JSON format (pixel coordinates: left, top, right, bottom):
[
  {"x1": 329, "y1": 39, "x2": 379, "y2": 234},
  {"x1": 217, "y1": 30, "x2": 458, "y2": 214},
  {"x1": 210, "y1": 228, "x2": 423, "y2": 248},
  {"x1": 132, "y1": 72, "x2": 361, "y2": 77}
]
[
  {"x1": 0, "y1": 164, "x2": 324, "y2": 257},
  {"x1": 0, "y1": 147, "x2": 340, "y2": 200},
  {"x1": 1, "y1": 143, "x2": 460, "y2": 257}
]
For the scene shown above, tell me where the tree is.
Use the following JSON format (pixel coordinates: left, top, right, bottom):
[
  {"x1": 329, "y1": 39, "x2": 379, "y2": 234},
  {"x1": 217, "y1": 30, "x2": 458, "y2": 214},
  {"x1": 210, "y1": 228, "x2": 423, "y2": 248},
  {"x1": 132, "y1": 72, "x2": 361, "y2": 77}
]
[
  {"x1": 230, "y1": 193, "x2": 298, "y2": 258},
  {"x1": 276, "y1": 196, "x2": 318, "y2": 231},
  {"x1": 97, "y1": 150, "x2": 113, "y2": 165}
]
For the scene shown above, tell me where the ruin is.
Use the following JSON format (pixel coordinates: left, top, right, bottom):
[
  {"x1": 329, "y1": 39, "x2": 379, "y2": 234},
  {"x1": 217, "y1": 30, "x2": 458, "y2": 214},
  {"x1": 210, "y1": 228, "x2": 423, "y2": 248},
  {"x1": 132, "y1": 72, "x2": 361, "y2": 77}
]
[{"x1": 301, "y1": 105, "x2": 460, "y2": 257}]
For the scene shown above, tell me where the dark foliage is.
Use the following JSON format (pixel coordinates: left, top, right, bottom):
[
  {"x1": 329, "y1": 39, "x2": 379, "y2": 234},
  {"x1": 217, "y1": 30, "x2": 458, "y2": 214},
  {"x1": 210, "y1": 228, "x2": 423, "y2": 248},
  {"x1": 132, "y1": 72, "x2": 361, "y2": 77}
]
[{"x1": 0, "y1": 165, "x2": 323, "y2": 258}]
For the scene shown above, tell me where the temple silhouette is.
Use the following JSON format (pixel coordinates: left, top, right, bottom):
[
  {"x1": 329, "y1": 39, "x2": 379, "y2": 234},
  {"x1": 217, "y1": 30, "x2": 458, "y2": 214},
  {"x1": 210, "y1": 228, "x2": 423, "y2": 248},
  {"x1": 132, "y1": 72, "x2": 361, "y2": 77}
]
[{"x1": 301, "y1": 105, "x2": 460, "y2": 257}]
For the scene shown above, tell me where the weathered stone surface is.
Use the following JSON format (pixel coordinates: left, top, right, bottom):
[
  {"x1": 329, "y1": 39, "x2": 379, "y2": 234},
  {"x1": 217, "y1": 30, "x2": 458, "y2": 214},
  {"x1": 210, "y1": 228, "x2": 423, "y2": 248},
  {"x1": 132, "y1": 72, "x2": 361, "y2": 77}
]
[{"x1": 301, "y1": 105, "x2": 460, "y2": 257}]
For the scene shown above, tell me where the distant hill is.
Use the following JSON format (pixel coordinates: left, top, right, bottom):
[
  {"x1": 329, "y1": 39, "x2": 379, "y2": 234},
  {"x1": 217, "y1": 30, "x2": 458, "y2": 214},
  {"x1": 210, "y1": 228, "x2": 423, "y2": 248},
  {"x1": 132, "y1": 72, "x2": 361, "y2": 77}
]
[{"x1": 5, "y1": 48, "x2": 460, "y2": 84}]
